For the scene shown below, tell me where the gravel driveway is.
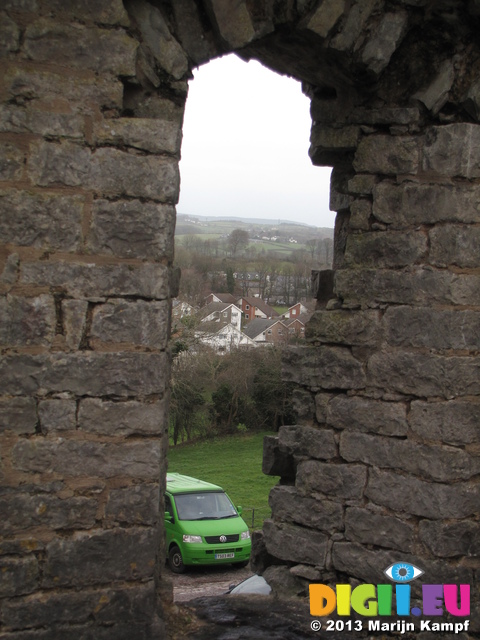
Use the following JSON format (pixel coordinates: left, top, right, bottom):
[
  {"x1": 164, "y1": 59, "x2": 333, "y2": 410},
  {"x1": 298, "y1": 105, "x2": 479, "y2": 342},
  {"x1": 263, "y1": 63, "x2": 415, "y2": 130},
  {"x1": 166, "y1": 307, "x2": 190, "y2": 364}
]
[{"x1": 172, "y1": 564, "x2": 253, "y2": 603}]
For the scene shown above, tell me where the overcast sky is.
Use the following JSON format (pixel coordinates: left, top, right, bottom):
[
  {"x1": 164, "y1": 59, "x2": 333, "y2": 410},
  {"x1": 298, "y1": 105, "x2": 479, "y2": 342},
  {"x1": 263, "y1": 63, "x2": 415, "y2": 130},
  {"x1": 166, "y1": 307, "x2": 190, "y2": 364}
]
[{"x1": 177, "y1": 54, "x2": 335, "y2": 229}]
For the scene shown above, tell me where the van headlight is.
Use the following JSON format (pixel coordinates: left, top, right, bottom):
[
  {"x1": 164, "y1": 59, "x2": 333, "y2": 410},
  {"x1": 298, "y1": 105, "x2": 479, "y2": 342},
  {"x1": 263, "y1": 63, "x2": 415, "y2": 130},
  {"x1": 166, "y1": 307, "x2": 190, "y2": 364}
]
[
  {"x1": 240, "y1": 531, "x2": 251, "y2": 540},
  {"x1": 183, "y1": 535, "x2": 202, "y2": 543}
]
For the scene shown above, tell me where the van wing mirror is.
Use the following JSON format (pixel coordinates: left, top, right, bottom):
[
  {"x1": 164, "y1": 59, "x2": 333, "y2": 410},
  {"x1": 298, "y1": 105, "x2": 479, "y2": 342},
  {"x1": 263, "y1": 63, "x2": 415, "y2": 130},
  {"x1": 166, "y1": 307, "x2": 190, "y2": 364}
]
[
  {"x1": 236, "y1": 505, "x2": 243, "y2": 516},
  {"x1": 165, "y1": 511, "x2": 173, "y2": 523}
]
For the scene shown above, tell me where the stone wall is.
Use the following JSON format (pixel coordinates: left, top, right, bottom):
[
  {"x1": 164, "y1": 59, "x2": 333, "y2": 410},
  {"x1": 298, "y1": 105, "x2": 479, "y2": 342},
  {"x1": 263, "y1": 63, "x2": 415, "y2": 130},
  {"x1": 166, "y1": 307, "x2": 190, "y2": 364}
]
[{"x1": 0, "y1": 0, "x2": 479, "y2": 638}]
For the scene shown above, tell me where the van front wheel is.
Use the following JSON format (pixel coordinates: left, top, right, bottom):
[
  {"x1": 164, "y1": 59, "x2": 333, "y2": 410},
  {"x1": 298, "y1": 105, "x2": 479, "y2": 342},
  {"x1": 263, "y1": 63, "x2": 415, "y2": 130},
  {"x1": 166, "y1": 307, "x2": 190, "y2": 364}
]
[{"x1": 168, "y1": 546, "x2": 186, "y2": 574}]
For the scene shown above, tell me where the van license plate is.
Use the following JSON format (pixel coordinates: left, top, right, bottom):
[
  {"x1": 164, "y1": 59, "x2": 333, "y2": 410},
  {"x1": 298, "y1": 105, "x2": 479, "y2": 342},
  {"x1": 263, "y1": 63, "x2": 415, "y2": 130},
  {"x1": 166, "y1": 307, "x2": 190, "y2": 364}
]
[{"x1": 215, "y1": 553, "x2": 234, "y2": 560}]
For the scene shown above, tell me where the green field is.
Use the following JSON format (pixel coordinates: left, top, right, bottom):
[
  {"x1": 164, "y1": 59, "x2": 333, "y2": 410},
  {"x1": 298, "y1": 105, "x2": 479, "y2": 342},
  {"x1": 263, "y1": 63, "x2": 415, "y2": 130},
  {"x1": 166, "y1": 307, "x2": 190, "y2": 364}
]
[{"x1": 167, "y1": 431, "x2": 279, "y2": 529}]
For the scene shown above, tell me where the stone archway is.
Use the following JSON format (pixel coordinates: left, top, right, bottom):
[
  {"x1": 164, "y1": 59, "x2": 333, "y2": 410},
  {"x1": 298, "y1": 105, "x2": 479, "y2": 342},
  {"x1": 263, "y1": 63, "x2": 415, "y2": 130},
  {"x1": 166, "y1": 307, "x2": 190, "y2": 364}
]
[{"x1": 0, "y1": 1, "x2": 478, "y2": 637}]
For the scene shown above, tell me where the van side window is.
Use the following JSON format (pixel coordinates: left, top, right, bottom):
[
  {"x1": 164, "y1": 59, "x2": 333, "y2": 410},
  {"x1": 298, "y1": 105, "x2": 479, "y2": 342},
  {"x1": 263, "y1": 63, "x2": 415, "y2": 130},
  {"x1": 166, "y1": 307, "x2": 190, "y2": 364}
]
[{"x1": 165, "y1": 495, "x2": 174, "y2": 521}]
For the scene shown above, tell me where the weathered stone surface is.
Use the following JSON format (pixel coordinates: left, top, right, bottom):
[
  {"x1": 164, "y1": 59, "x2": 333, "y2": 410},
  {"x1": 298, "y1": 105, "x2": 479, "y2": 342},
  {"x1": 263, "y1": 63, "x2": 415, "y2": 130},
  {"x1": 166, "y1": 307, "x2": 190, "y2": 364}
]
[
  {"x1": 353, "y1": 135, "x2": 419, "y2": 174},
  {"x1": 384, "y1": 307, "x2": 480, "y2": 350},
  {"x1": 89, "y1": 199, "x2": 175, "y2": 260},
  {"x1": 429, "y1": 224, "x2": 480, "y2": 268},
  {"x1": 106, "y1": 484, "x2": 159, "y2": 525},
  {"x1": 45, "y1": 0, "x2": 130, "y2": 26},
  {"x1": 94, "y1": 117, "x2": 181, "y2": 155},
  {"x1": 2, "y1": 582, "x2": 156, "y2": 630},
  {"x1": 423, "y1": 123, "x2": 480, "y2": 178},
  {"x1": 4, "y1": 66, "x2": 123, "y2": 114},
  {"x1": 0, "y1": 294, "x2": 56, "y2": 347},
  {"x1": 0, "y1": 105, "x2": 84, "y2": 139},
  {"x1": 12, "y1": 438, "x2": 162, "y2": 480},
  {"x1": 0, "y1": 140, "x2": 24, "y2": 180},
  {"x1": 306, "y1": 309, "x2": 380, "y2": 346},
  {"x1": 263, "y1": 519, "x2": 328, "y2": 566},
  {"x1": 206, "y1": 0, "x2": 256, "y2": 48},
  {"x1": 366, "y1": 468, "x2": 479, "y2": 518},
  {"x1": 0, "y1": 189, "x2": 83, "y2": 250},
  {"x1": 361, "y1": 11, "x2": 408, "y2": 75},
  {"x1": 62, "y1": 299, "x2": 88, "y2": 350},
  {"x1": 413, "y1": 59, "x2": 455, "y2": 114},
  {"x1": 38, "y1": 399, "x2": 77, "y2": 434},
  {"x1": 28, "y1": 142, "x2": 180, "y2": 202},
  {"x1": 90, "y1": 299, "x2": 169, "y2": 349},
  {"x1": 24, "y1": 20, "x2": 137, "y2": 75},
  {"x1": 0, "y1": 492, "x2": 97, "y2": 534},
  {"x1": 125, "y1": 0, "x2": 188, "y2": 79},
  {"x1": 344, "y1": 230, "x2": 427, "y2": 268},
  {"x1": 0, "y1": 13, "x2": 20, "y2": 56},
  {"x1": 373, "y1": 181, "x2": 480, "y2": 227},
  {"x1": 345, "y1": 507, "x2": 414, "y2": 552},
  {"x1": 269, "y1": 485, "x2": 343, "y2": 532},
  {"x1": 43, "y1": 528, "x2": 157, "y2": 587},
  {"x1": 0, "y1": 397, "x2": 37, "y2": 434},
  {"x1": 20, "y1": 261, "x2": 170, "y2": 300},
  {"x1": 419, "y1": 520, "x2": 480, "y2": 558},
  {"x1": 282, "y1": 345, "x2": 366, "y2": 390},
  {"x1": 349, "y1": 198, "x2": 371, "y2": 230},
  {"x1": 0, "y1": 253, "x2": 19, "y2": 287},
  {"x1": 296, "y1": 460, "x2": 366, "y2": 500},
  {"x1": 0, "y1": 556, "x2": 39, "y2": 597},
  {"x1": 278, "y1": 425, "x2": 337, "y2": 460},
  {"x1": 0, "y1": 353, "x2": 168, "y2": 397},
  {"x1": 327, "y1": 395, "x2": 408, "y2": 436},
  {"x1": 340, "y1": 431, "x2": 480, "y2": 482},
  {"x1": 330, "y1": 0, "x2": 377, "y2": 51},
  {"x1": 367, "y1": 350, "x2": 480, "y2": 398},
  {"x1": 171, "y1": 0, "x2": 218, "y2": 65},
  {"x1": 78, "y1": 398, "x2": 165, "y2": 436},
  {"x1": 409, "y1": 400, "x2": 480, "y2": 445},
  {"x1": 332, "y1": 542, "x2": 398, "y2": 584},
  {"x1": 309, "y1": 125, "x2": 360, "y2": 165},
  {"x1": 335, "y1": 267, "x2": 480, "y2": 307},
  {"x1": 303, "y1": 0, "x2": 345, "y2": 38}
]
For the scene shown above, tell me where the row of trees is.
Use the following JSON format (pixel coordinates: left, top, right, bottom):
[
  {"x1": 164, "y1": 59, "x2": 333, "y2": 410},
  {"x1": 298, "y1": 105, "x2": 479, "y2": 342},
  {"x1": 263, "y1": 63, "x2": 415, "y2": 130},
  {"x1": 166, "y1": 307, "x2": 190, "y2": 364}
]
[{"x1": 169, "y1": 346, "x2": 295, "y2": 445}]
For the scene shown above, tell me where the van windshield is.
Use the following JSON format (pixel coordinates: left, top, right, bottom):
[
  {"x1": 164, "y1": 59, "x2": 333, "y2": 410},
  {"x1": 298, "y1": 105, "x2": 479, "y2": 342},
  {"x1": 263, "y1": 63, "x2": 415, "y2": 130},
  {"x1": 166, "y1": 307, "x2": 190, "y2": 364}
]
[{"x1": 174, "y1": 491, "x2": 238, "y2": 521}]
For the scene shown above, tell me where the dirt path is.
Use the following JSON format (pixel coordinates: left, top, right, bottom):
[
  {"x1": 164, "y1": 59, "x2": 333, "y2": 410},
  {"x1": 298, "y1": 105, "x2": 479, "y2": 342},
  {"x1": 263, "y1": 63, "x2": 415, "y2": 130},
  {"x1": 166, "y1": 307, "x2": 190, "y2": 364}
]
[{"x1": 172, "y1": 565, "x2": 253, "y2": 603}]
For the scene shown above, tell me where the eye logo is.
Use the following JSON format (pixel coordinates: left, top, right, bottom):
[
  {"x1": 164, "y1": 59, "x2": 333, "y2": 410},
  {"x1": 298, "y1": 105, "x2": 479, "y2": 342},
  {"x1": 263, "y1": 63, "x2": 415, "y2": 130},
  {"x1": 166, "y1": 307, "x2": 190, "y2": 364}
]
[{"x1": 384, "y1": 562, "x2": 424, "y2": 583}]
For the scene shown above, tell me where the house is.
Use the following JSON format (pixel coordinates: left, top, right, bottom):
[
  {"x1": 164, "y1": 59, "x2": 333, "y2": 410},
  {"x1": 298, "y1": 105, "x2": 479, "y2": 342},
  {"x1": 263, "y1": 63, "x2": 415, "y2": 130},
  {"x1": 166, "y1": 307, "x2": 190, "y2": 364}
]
[
  {"x1": 172, "y1": 299, "x2": 196, "y2": 320},
  {"x1": 242, "y1": 318, "x2": 288, "y2": 346},
  {"x1": 236, "y1": 296, "x2": 279, "y2": 324},
  {"x1": 284, "y1": 302, "x2": 309, "y2": 319},
  {"x1": 284, "y1": 317, "x2": 306, "y2": 340},
  {"x1": 197, "y1": 302, "x2": 242, "y2": 332},
  {"x1": 205, "y1": 293, "x2": 237, "y2": 305},
  {"x1": 195, "y1": 321, "x2": 257, "y2": 353}
]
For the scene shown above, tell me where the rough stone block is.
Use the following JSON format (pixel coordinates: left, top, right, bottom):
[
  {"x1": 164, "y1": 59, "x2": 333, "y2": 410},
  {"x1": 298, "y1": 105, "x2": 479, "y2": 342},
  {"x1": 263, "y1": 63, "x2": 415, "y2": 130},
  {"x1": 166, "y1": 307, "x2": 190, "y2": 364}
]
[
  {"x1": 384, "y1": 307, "x2": 480, "y2": 350},
  {"x1": 366, "y1": 468, "x2": 479, "y2": 518},
  {"x1": 327, "y1": 395, "x2": 408, "y2": 436},
  {"x1": 0, "y1": 105, "x2": 84, "y2": 139},
  {"x1": 413, "y1": 59, "x2": 454, "y2": 114},
  {"x1": 0, "y1": 397, "x2": 37, "y2": 434},
  {"x1": 409, "y1": 400, "x2": 480, "y2": 446},
  {"x1": 0, "y1": 141, "x2": 24, "y2": 180},
  {"x1": 349, "y1": 198, "x2": 371, "y2": 230},
  {"x1": 90, "y1": 299, "x2": 169, "y2": 349},
  {"x1": 361, "y1": 11, "x2": 408, "y2": 75},
  {"x1": 332, "y1": 542, "x2": 397, "y2": 584},
  {"x1": 0, "y1": 556, "x2": 39, "y2": 597},
  {"x1": 28, "y1": 142, "x2": 180, "y2": 202},
  {"x1": 335, "y1": 267, "x2": 480, "y2": 307},
  {"x1": 20, "y1": 261, "x2": 170, "y2": 300},
  {"x1": 62, "y1": 299, "x2": 88, "y2": 350},
  {"x1": 345, "y1": 507, "x2": 414, "y2": 552},
  {"x1": 419, "y1": 520, "x2": 480, "y2": 558},
  {"x1": 206, "y1": 0, "x2": 256, "y2": 48},
  {"x1": 45, "y1": 0, "x2": 130, "y2": 26},
  {"x1": 4, "y1": 66, "x2": 123, "y2": 114},
  {"x1": 93, "y1": 117, "x2": 181, "y2": 155},
  {"x1": 88, "y1": 199, "x2": 175, "y2": 260},
  {"x1": 309, "y1": 125, "x2": 360, "y2": 165},
  {"x1": 0, "y1": 189, "x2": 83, "y2": 250},
  {"x1": 306, "y1": 309, "x2": 380, "y2": 346},
  {"x1": 423, "y1": 123, "x2": 480, "y2": 178},
  {"x1": 263, "y1": 519, "x2": 328, "y2": 566},
  {"x1": 38, "y1": 399, "x2": 77, "y2": 434},
  {"x1": 330, "y1": 0, "x2": 377, "y2": 51},
  {"x1": 0, "y1": 492, "x2": 97, "y2": 535},
  {"x1": 278, "y1": 425, "x2": 337, "y2": 460},
  {"x1": 0, "y1": 294, "x2": 56, "y2": 347},
  {"x1": 367, "y1": 350, "x2": 480, "y2": 398},
  {"x1": 24, "y1": 20, "x2": 137, "y2": 76},
  {"x1": 353, "y1": 135, "x2": 419, "y2": 174},
  {"x1": 106, "y1": 484, "x2": 159, "y2": 525},
  {"x1": 78, "y1": 398, "x2": 165, "y2": 437},
  {"x1": 43, "y1": 528, "x2": 157, "y2": 587},
  {"x1": 282, "y1": 345, "x2": 366, "y2": 390},
  {"x1": 296, "y1": 460, "x2": 367, "y2": 500},
  {"x1": 171, "y1": 0, "x2": 218, "y2": 65},
  {"x1": 429, "y1": 224, "x2": 480, "y2": 268},
  {"x1": 303, "y1": 0, "x2": 345, "y2": 38},
  {"x1": 0, "y1": 13, "x2": 20, "y2": 56},
  {"x1": 344, "y1": 230, "x2": 427, "y2": 268},
  {"x1": 0, "y1": 352, "x2": 169, "y2": 397},
  {"x1": 340, "y1": 431, "x2": 480, "y2": 482},
  {"x1": 269, "y1": 485, "x2": 343, "y2": 532},
  {"x1": 12, "y1": 438, "x2": 162, "y2": 480}
]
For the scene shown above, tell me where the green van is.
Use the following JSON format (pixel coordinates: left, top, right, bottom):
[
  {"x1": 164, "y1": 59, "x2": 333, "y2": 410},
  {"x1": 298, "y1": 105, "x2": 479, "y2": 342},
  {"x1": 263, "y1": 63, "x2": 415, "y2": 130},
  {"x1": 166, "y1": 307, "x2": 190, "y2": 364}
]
[{"x1": 165, "y1": 473, "x2": 251, "y2": 573}]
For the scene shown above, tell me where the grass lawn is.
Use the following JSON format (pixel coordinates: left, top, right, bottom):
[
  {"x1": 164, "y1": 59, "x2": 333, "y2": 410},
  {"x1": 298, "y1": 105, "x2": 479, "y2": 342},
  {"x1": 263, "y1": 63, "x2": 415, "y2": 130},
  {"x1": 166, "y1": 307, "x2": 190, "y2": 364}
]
[{"x1": 167, "y1": 431, "x2": 279, "y2": 529}]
